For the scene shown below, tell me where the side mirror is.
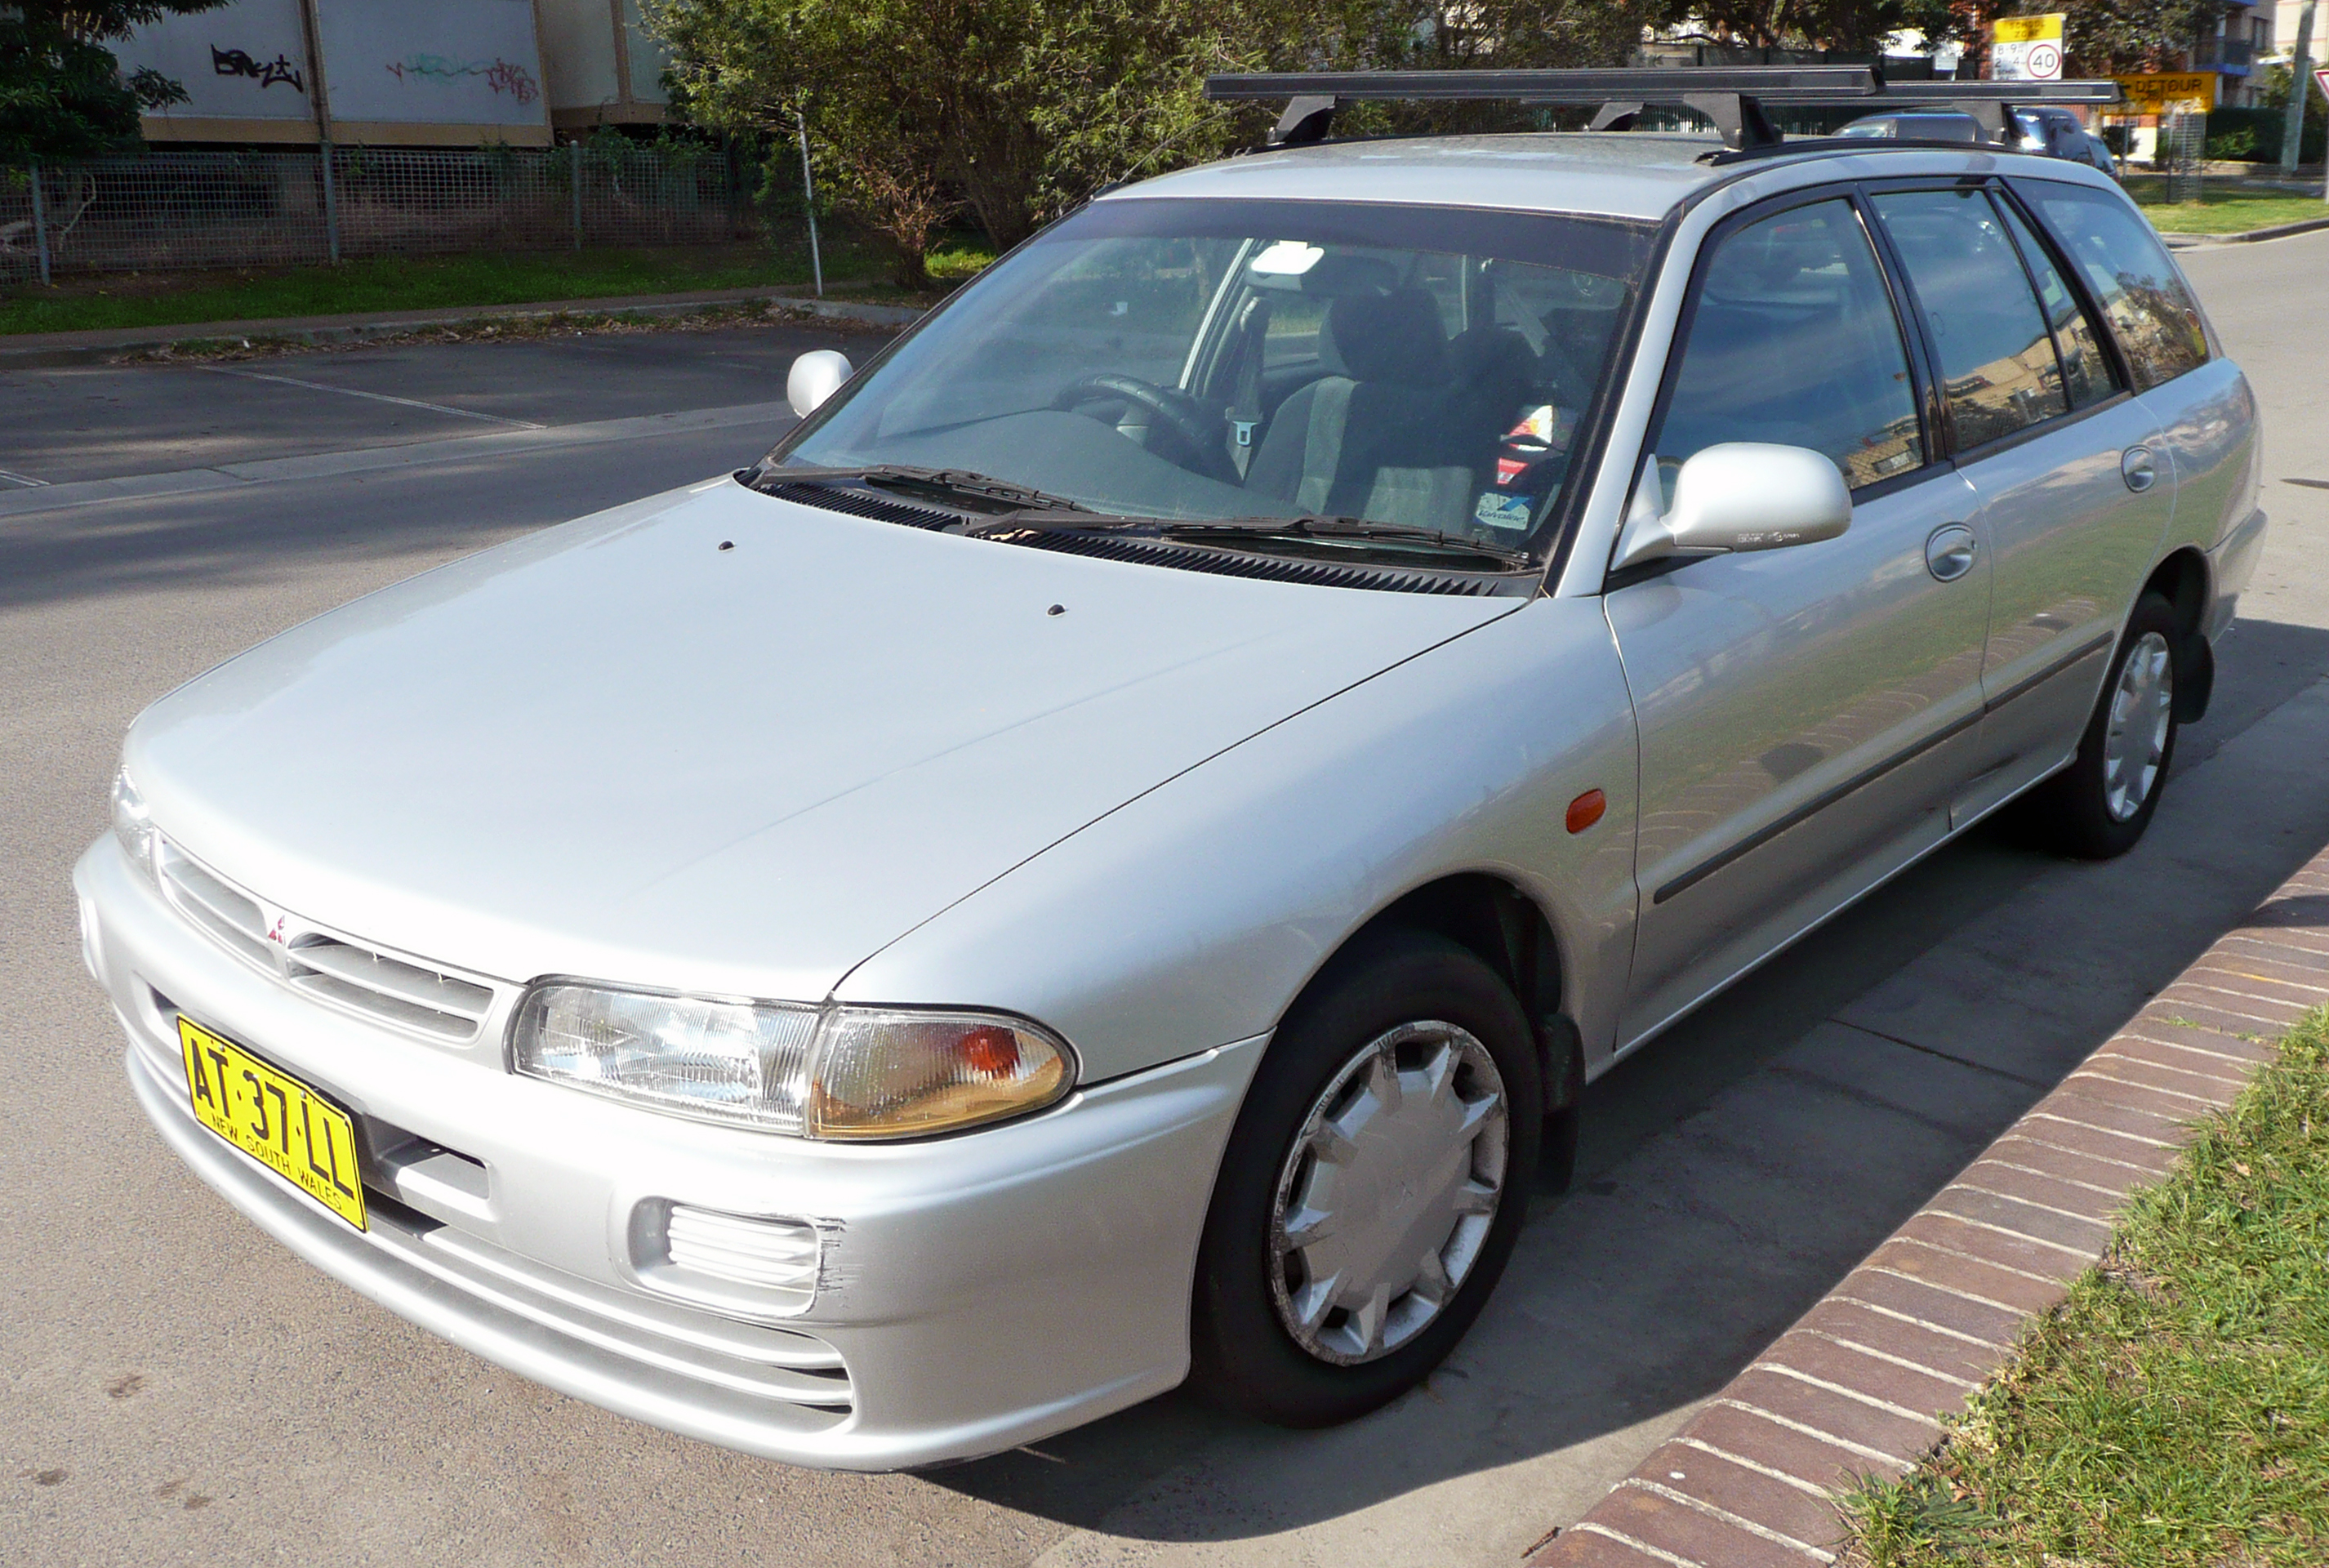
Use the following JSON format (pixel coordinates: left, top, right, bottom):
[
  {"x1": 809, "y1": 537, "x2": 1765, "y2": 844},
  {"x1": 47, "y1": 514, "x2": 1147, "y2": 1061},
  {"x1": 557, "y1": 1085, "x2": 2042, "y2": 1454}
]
[
  {"x1": 786, "y1": 350, "x2": 853, "y2": 418},
  {"x1": 1612, "y1": 442, "x2": 1852, "y2": 574}
]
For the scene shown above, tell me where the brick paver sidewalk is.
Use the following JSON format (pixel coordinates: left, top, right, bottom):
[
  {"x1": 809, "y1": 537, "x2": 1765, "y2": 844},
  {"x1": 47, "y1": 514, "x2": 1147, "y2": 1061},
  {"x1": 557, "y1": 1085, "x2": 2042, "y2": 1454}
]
[{"x1": 1531, "y1": 844, "x2": 2329, "y2": 1568}]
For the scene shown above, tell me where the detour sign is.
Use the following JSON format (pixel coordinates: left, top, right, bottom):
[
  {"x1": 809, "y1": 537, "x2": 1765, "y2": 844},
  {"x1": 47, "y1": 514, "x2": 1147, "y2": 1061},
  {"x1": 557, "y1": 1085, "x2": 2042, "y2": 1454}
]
[{"x1": 2113, "y1": 73, "x2": 2218, "y2": 112}]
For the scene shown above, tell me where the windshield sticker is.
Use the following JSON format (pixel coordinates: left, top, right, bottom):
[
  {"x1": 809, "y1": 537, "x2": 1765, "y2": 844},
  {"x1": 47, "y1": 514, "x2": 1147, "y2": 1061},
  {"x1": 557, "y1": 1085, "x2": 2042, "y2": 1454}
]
[
  {"x1": 1474, "y1": 492, "x2": 1536, "y2": 532},
  {"x1": 1249, "y1": 241, "x2": 1325, "y2": 276}
]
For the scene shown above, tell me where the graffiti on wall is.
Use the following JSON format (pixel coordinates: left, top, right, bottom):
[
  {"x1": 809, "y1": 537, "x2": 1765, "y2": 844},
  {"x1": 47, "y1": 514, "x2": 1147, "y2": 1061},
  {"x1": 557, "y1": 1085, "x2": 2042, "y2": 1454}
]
[
  {"x1": 383, "y1": 54, "x2": 540, "y2": 105},
  {"x1": 211, "y1": 47, "x2": 305, "y2": 92}
]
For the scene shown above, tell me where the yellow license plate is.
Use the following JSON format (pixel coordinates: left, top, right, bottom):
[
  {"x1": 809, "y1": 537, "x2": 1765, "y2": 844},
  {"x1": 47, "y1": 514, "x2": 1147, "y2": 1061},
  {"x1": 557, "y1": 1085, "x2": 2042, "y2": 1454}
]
[{"x1": 179, "y1": 1017, "x2": 367, "y2": 1232}]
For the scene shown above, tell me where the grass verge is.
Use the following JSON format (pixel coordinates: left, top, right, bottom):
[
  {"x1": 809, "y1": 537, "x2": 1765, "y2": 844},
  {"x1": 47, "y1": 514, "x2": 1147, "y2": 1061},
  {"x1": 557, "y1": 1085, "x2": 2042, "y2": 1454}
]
[
  {"x1": 1842, "y1": 1006, "x2": 2329, "y2": 1566},
  {"x1": 2124, "y1": 176, "x2": 2329, "y2": 235},
  {"x1": 0, "y1": 231, "x2": 992, "y2": 338}
]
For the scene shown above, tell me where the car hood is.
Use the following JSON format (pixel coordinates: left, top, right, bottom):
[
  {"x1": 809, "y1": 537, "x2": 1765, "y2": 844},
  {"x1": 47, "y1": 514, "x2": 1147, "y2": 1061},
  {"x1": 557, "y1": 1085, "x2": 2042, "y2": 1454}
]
[{"x1": 127, "y1": 479, "x2": 1521, "y2": 1002}]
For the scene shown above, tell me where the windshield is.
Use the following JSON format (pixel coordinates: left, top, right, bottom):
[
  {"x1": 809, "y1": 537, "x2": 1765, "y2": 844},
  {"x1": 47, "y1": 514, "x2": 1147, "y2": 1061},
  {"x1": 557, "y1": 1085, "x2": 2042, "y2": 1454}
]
[{"x1": 772, "y1": 198, "x2": 1657, "y2": 559}]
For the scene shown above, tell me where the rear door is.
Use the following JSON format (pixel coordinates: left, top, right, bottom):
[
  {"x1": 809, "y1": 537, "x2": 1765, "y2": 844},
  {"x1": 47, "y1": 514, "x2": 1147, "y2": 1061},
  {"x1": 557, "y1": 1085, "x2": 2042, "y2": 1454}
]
[
  {"x1": 1606, "y1": 191, "x2": 1991, "y2": 1047},
  {"x1": 1864, "y1": 182, "x2": 2175, "y2": 825}
]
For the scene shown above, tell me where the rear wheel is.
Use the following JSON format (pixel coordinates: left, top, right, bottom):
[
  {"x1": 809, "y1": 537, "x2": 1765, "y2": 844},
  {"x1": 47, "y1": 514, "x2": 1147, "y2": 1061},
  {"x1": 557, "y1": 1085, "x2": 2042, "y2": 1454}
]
[
  {"x1": 1189, "y1": 929, "x2": 1540, "y2": 1427},
  {"x1": 2019, "y1": 590, "x2": 2180, "y2": 859}
]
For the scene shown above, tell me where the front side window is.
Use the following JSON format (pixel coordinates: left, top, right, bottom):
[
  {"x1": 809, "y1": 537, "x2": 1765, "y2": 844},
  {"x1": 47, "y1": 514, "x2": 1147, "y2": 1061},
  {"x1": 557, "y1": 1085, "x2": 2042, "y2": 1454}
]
[
  {"x1": 1654, "y1": 198, "x2": 1924, "y2": 492},
  {"x1": 776, "y1": 199, "x2": 1656, "y2": 559},
  {"x1": 2019, "y1": 180, "x2": 2210, "y2": 391},
  {"x1": 1873, "y1": 188, "x2": 2068, "y2": 450}
]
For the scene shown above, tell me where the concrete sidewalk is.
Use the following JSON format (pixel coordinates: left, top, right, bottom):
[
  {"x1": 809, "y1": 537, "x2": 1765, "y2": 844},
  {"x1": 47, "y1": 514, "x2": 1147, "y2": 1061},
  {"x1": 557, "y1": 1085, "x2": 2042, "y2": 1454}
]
[{"x1": 0, "y1": 287, "x2": 924, "y2": 368}]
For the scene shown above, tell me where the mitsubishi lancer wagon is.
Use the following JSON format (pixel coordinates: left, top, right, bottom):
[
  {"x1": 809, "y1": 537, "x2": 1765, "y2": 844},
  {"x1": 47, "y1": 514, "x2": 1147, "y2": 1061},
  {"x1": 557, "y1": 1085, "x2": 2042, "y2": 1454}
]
[{"x1": 78, "y1": 69, "x2": 2264, "y2": 1468}]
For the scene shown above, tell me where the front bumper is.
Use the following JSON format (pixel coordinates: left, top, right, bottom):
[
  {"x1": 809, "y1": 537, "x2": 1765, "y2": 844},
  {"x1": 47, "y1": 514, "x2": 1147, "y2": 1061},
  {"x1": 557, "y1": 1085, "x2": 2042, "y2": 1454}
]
[{"x1": 78, "y1": 835, "x2": 1263, "y2": 1469}]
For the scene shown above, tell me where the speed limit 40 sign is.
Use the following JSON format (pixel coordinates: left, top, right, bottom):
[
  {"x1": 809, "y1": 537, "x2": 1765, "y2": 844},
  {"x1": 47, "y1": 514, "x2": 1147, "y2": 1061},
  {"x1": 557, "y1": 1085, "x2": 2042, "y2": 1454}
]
[{"x1": 1992, "y1": 13, "x2": 2067, "y2": 82}]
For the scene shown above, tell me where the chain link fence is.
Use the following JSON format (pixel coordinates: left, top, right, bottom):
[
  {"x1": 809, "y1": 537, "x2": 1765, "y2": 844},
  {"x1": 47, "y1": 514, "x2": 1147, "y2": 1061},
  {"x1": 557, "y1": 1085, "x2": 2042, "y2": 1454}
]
[
  {"x1": 2162, "y1": 111, "x2": 2208, "y2": 203},
  {"x1": 2, "y1": 143, "x2": 758, "y2": 287}
]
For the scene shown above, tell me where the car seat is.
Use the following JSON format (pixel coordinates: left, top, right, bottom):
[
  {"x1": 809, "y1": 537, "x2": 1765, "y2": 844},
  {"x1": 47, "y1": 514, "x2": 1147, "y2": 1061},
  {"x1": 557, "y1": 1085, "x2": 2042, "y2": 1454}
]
[{"x1": 1244, "y1": 287, "x2": 1502, "y2": 532}]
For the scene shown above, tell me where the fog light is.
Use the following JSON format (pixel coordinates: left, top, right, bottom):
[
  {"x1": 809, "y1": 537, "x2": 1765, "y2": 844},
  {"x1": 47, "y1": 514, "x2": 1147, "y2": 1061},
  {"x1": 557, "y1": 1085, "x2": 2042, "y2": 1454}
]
[{"x1": 631, "y1": 1200, "x2": 823, "y2": 1317}]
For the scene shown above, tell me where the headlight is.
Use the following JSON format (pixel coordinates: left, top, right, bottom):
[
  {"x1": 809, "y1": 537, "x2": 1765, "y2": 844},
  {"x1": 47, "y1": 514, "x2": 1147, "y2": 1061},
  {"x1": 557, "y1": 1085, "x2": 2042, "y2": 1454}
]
[
  {"x1": 111, "y1": 767, "x2": 158, "y2": 882},
  {"x1": 510, "y1": 982, "x2": 1076, "y2": 1141}
]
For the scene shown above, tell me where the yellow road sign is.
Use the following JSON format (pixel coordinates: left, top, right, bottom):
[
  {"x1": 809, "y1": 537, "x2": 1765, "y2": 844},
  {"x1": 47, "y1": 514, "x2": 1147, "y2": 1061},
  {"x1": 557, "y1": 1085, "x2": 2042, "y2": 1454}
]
[
  {"x1": 1993, "y1": 14, "x2": 2064, "y2": 42},
  {"x1": 2112, "y1": 72, "x2": 2217, "y2": 112}
]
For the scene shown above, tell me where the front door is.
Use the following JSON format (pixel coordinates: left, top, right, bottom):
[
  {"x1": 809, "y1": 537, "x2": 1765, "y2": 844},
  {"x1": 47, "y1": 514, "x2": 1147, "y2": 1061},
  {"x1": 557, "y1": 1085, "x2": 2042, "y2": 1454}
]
[{"x1": 1606, "y1": 194, "x2": 1993, "y2": 1049}]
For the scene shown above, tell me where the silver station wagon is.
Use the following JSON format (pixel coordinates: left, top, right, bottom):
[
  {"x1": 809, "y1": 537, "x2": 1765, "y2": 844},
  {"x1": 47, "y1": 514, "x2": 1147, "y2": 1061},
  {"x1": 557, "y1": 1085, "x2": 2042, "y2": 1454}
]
[{"x1": 78, "y1": 67, "x2": 2265, "y2": 1469}]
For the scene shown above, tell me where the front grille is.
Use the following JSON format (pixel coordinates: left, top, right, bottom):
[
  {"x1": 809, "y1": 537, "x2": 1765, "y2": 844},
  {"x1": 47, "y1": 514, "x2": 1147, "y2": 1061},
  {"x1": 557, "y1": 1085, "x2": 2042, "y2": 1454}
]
[{"x1": 155, "y1": 840, "x2": 497, "y2": 1044}]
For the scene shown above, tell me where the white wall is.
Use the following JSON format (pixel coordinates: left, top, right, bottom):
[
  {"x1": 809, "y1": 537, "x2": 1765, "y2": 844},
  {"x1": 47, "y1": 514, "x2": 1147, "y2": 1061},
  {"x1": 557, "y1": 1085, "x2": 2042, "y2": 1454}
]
[
  {"x1": 118, "y1": 0, "x2": 315, "y2": 126},
  {"x1": 314, "y1": 0, "x2": 549, "y2": 129}
]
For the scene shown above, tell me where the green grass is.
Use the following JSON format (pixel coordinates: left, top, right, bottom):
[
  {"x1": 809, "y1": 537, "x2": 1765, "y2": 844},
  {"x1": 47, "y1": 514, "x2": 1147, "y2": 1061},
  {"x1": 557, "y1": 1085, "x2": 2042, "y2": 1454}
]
[
  {"x1": 0, "y1": 238, "x2": 925, "y2": 337},
  {"x1": 1841, "y1": 1007, "x2": 2329, "y2": 1567},
  {"x1": 2124, "y1": 176, "x2": 2329, "y2": 235}
]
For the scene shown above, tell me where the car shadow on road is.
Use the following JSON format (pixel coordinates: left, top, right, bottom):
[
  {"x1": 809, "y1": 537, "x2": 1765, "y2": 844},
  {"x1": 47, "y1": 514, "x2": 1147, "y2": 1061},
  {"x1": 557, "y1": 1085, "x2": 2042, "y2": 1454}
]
[{"x1": 922, "y1": 619, "x2": 2329, "y2": 1548}]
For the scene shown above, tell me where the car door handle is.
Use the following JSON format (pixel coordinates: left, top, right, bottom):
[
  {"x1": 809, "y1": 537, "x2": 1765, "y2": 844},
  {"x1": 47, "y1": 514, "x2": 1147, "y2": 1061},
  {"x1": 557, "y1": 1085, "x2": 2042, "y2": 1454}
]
[
  {"x1": 1925, "y1": 523, "x2": 1978, "y2": 583},
  {"x1": 2122, "y1": 446, "x2": 2158, "y2": 493}
]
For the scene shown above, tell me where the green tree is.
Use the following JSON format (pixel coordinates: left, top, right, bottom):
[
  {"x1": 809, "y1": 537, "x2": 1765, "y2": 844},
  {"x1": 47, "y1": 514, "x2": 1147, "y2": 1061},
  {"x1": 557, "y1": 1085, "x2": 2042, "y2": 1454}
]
[
  {"x1": 650, "y1": 0, "x2": 1272, "y2": 287},
  {"x1": 1665, "y1": 0, "x2": 1960, "y2": 56},
  {"x1": 646, "y1": 0, "x2": 1658, "y2": 287},
  {"x1": 2047, "y1": 0, "x2": 2218, "y2": 74},
  {"x1": 2, "y1": 1, "x2": 231, "y2": 163}
]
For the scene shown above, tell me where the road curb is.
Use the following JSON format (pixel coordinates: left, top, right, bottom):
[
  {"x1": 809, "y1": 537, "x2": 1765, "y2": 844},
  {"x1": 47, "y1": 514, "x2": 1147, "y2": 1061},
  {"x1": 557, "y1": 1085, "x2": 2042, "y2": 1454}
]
[
  {"x1": 0, "y1": 290, "x2": 924, "y2": 368},
  {"x1": 2165, "y1": 213, "x2": 2329, "y2": 247},
  {"x1": 1527, "y1": 846, "x2": 2329, "y2": 1568}
]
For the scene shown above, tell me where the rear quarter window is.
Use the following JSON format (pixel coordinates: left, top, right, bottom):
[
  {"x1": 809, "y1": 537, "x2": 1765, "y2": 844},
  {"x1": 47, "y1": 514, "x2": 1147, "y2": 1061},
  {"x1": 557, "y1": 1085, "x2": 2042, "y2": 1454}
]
[{"x1": 2020, "y1": 180, "x2": 2209, "y2": 391}]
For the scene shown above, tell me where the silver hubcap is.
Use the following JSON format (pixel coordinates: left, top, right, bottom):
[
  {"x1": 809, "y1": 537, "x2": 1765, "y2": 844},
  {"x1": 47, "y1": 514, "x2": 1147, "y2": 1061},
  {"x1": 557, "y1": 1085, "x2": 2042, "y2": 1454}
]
[
  {"x1": 2102, "y1": 631, "x2": 2173, "y2": 823},
  {"x1": 1267, "y1": 1021, "x2": 1508, "y2": 1365}
]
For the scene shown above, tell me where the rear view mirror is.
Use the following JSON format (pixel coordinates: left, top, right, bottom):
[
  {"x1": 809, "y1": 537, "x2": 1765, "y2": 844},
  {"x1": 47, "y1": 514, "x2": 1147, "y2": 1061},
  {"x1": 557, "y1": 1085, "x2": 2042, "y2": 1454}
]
[
  {"x1": 1612, "y1": 442, "x2": 1852, "y2": 573},
  {"x1": 786, "y1": 350, "x2": 853, "y2": 418}
]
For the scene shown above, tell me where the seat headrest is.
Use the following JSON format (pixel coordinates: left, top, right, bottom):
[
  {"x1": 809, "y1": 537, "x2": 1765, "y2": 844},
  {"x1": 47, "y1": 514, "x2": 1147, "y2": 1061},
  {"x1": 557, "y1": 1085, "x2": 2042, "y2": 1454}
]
[{"x1": 1320, "y1": 288, "x2": 1450, "y2": 385}]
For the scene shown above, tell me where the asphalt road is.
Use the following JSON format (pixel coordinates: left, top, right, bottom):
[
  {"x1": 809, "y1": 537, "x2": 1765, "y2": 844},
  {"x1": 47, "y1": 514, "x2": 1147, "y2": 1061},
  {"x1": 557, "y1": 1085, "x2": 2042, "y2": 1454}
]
[{"x1": 4, "y1": 235, "x2": 2327, "y2": 1568}]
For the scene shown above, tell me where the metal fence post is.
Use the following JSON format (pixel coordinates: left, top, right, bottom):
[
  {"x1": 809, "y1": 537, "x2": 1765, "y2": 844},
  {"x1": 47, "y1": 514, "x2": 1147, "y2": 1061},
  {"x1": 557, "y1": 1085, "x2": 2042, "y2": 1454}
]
[
  {"x1": 2285, "y1": 1, "x2": 2317, "y2": 176},
  {"x1": 318, "y1": 140, "x2": 341, "y2": 263},
  {"x1": 796, "y1": 112, "x2": 823, "y2": 298},
  {"x1": 28, "y1": 156, "x2": 51, "y2": 286},
  {"x1": 571, "y1": 141, "x2": 583, "y2": 250}
]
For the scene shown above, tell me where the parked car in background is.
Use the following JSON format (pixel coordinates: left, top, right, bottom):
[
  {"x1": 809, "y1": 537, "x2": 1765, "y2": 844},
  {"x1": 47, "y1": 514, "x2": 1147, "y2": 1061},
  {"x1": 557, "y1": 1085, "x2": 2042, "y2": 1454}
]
[
  {"x1": 80, "y1": 70, "x2": 2258, "y2": 1471},
  {"x1": 1839, "y1": 105, "x2": 2119, "y2": 176}
]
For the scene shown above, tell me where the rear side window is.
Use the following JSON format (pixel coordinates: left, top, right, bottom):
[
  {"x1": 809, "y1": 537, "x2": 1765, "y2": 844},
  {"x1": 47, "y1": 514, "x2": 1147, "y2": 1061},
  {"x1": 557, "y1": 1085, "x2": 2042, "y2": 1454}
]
[
  {"x1": 1655, "y1": 198, "x2": 1924, "y2": 491},
  {"x1": 2020, "y1": 181, "x2": 2209, "y2": 390},
  {"x1": 1872, "y1": 188, "x2": 2067, "y2": 449},
  {"x1": 1995, "y1": 198, "x2": 2117, "y2": 411}
]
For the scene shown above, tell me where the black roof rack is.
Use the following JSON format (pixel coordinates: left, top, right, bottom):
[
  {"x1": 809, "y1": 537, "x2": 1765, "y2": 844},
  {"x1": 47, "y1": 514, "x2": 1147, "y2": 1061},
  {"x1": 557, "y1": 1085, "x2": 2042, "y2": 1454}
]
[{"x1": 1202, "y1": 67, "x2": 2122, "y2": 154}]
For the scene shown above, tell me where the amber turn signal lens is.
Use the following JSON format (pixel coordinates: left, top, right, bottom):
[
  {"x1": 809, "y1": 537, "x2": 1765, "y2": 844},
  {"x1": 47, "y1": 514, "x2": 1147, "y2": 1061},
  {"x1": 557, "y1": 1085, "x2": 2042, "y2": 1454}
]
[
  {"x1": 957, "y1": 1024, "x2": 1022, "y2": 1077},
  {"x1": 1565, "y1": 788, "x2": 1606, "y2": 834}
]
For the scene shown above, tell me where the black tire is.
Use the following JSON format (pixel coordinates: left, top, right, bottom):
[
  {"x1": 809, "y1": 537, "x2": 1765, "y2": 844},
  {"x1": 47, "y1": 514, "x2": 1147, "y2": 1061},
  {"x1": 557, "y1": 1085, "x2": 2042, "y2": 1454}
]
[
  {"x1": 1188, "y1": 928, "x2": 1542, "y2": 1428},
  {"x1": 2018, "y1": 590, "x2": 2181, "y2": 860}
]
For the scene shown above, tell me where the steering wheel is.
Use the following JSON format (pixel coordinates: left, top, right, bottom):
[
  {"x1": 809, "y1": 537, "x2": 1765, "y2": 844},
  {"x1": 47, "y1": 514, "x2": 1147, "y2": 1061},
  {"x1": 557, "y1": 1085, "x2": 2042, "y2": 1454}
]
[{"x1": 1051, "y1": 373, "x2": 1227, "y2": 474}]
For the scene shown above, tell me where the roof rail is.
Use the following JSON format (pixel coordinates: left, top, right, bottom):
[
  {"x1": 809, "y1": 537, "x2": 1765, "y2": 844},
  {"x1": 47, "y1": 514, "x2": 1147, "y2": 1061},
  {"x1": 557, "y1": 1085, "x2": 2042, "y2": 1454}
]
[{"x1": 1202, "y1": 67, "x2": 2122, "y2": 154}]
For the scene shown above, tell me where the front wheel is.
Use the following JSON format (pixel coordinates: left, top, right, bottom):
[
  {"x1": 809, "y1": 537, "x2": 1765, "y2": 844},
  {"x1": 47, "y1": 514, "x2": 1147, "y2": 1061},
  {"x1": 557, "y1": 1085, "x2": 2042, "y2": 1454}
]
[
  {"x1": 1189, "y1": 929, "x2": 1540, "y2": 1427},
  {"x1": 2019, "y1": 590, "x2": 2180, "y2": 859}
]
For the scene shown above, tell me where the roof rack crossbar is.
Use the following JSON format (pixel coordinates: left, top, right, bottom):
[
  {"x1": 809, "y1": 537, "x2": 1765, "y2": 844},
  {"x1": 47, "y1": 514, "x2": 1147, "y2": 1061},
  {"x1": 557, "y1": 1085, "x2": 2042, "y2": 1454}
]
[
  {"x1": 1208, "y1": 66, "x2": 1879, "y2": 105},
  {"x1": 1209, "y1": 67, "x2": 2122, "y2": 154}
]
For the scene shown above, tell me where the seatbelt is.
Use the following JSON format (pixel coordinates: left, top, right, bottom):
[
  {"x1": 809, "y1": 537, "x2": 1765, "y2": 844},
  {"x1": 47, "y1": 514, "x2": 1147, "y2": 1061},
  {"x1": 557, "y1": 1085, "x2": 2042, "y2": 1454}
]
[{"x1": 1224, "y1": 296, "x2": 1270, "y2": 479}]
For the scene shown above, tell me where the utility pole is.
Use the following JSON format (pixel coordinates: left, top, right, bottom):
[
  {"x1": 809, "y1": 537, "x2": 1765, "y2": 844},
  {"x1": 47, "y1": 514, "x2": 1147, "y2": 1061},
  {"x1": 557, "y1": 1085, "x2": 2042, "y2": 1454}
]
[{"x1": 2284, "y1": 0, "x2": 2317, "y2": 175}]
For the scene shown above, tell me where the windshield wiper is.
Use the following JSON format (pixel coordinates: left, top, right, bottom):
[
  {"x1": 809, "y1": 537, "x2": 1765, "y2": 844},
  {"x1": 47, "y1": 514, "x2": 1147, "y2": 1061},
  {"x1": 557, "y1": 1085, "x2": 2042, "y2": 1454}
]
[
  {"x1": 967, "y1": 509, "x2": 1537, "y2": 571},
  {"x1": 759, "y1": 463, "x2": 1092, "y2": 514}
]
